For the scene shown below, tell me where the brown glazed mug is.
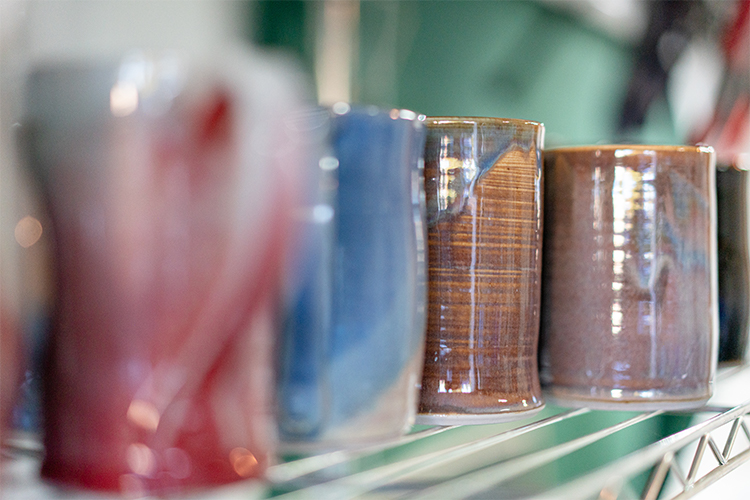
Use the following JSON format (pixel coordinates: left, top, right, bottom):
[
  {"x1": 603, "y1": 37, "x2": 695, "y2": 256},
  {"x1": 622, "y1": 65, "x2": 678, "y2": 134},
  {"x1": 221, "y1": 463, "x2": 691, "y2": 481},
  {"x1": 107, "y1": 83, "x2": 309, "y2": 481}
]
[
  {"x1": 541, "y1": 145, "x2": 717, "y2": 410},
  {"x1": 417, "y1": 117, "x2": 545, "y2": 425}
]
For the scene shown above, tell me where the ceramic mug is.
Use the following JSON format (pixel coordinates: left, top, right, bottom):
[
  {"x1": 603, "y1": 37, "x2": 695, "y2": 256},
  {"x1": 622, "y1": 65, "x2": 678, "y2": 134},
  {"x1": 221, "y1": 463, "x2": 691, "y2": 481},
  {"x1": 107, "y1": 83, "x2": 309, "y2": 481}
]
[
  {"x1": 716, "y1": 155, "x2": 750, "y2": 364},
  {"x1": 23, "y1": 50, "x2": 307, "y2": 493},
  {"x1": 277, "y1": 105, "x2": 428, "y2": 448},
  {"x1": 417, "y1": 117, "x2": 545, "y2": 425},
  {"x1": 541, "y1": 145, "x2": 717, "y2": 410}
]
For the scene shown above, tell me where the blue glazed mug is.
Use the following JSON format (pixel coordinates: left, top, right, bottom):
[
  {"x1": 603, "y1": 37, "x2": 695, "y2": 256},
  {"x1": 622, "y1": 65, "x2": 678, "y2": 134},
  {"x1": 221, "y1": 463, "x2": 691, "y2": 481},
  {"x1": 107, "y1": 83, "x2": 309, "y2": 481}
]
[{"x1": 277, "y1": 105, "x2": 428, "y2": 448}]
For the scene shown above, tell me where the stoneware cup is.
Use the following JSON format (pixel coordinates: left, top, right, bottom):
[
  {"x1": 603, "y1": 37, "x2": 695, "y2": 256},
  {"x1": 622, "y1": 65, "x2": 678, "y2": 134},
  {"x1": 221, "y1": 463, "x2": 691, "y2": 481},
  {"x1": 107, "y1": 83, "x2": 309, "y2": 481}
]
[
  {"x1": 541, "y1": 145, "x2": 718, "y2": 411},
  {"x1": 277, "y1": 105, "x2": 428, "y2": 449},
  {"x1": 23, "y1": 50, "x2": 307, "y2": 493},
  {"x1": 717, "y1": 154, "x2": 750, "y2": 364},
  {"x1": 417, "y1": 116, "x2": 545, "y2": 425}
]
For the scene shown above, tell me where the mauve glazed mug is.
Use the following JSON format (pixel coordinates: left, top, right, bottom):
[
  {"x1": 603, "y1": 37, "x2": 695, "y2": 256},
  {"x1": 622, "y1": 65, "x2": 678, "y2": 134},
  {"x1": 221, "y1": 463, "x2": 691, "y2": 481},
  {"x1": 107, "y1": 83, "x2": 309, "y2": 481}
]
[
  {"x1": 541, "y1": 145, "x2": 718, "y2": 410},
  {"x1": 277, "y1": 105, "x2": 427, "y2": 449},
  {"x1": 717, "y1": 155, "x2": 750, "y2": 364},
  {"x1": 417, "y1": 117, "x2": 545, "y2": 425},
  {"x1": 22, "y1": 50, "x2": 307, "y2": 493}
]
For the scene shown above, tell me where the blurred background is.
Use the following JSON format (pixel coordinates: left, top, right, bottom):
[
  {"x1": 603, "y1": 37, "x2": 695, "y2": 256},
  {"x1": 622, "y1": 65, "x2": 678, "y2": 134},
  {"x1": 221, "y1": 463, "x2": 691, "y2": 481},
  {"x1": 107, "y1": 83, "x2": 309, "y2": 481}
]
[
  {"x1": 1, "y1": 0, "x2": 749, "y2": 497},
  {"x1": 249, "y1": 0, "x2": 748, "y2": 153}
]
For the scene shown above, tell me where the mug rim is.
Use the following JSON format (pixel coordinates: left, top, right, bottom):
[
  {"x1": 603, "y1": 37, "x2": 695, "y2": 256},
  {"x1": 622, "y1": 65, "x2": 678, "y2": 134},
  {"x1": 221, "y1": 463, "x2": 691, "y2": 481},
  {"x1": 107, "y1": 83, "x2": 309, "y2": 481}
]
[
  {"x1": 546, "y1": 144, "x2": 715, "y2": 155},
  {"x1": 328, "y1": 104, "x2": 424, "y2": 123},
  {"x1": 425, "y1": 116, "x2": 542, "y2": 128}
]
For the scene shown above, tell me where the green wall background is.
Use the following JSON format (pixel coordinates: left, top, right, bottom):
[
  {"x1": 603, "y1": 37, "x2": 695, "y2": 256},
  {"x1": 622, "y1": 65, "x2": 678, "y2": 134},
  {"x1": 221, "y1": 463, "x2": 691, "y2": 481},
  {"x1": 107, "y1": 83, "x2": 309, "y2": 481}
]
[
  {"x1": 361, "y1": 1, "x2": 634, "y2": 146},
  {"x1": 252, "y1": 0, "x2": 680, "y2": 147}
]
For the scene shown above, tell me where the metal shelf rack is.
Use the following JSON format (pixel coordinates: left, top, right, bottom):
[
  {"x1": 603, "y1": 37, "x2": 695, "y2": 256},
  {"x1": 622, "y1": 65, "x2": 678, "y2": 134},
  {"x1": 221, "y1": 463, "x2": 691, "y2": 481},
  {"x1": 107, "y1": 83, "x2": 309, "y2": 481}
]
[{"x1": 4, "y1": 366, "x2": 750, "y2": 500}]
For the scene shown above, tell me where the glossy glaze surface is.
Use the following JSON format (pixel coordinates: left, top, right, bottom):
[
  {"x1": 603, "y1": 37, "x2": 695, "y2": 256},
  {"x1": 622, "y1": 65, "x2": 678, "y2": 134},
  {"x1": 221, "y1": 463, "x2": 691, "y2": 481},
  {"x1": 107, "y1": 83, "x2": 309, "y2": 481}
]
[
  {"x1": 277, "y1": 106, "x2": 428, "y2": 448},
  {"x1": 717, "y1": 163, "x2": 750, "y2": 363},
  {"x1": 541, "y1": 145, "x2": 717, "y2": 410},
  {"x1": 418, "y1": 117, "x2": 545, "y2": 422},
  {"x1": 24, "y1": 52, "x2": 306, "y2": 493}
]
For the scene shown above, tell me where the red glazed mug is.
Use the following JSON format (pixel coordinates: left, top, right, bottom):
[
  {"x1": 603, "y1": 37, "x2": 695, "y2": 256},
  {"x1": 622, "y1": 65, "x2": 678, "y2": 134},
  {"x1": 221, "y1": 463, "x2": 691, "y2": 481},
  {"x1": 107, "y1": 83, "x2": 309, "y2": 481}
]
[{"x1": 23, "y1": 50, "x2": 307, "y2": 493}]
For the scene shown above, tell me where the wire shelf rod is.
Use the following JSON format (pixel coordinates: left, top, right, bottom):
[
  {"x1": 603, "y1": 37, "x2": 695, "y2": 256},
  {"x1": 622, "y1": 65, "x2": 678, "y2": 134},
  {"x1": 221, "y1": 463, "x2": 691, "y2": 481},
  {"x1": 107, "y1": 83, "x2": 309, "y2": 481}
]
[
  {"x1": 266, "y1": 425, "x2": 456, "y2": 483},
  {"x1": 721, "y1": 418, "x2": 742, "y2": 458},
  {"x1": 670, "y1": 446, "x2": 750, "y2": 500},
  {"x1": 530, "y1": 399, "x2": 750, "y2": 500},
  {"x1": 642, "y1": 451, "x2": 674, "y2": 500},
  {"x1": 274, "y1": 408, "x2": 589, "y2": 500},
  {"x1": 403, "y1": 411, "x2": 661, "y2": 500}
]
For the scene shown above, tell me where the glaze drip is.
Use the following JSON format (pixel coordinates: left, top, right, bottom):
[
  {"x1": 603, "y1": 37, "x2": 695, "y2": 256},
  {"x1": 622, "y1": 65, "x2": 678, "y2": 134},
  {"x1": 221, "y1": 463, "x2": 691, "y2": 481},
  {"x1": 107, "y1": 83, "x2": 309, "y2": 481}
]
[{"x1": 425, "y1": 120, "x2": 537, "y2": 226}]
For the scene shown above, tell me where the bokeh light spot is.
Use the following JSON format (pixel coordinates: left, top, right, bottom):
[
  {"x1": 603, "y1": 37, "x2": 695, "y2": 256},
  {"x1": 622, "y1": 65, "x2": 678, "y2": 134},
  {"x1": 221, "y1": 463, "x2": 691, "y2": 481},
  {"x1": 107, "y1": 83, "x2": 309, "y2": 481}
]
[
  {"x1": 126, "y1": 443, "x2": 156, "y2": 477},
  {"x1": 127, "y1": 399, "x2": 160, "y2": 432},
  {"x1": 110, "y1": 82, "x2": 139, "y2": 117},
  {"x1": 14, "y1": 216, "x2": 42, "y2": 248},
  {"x1": 229, "y1": 447, "x2": 258, "y2": 478}
]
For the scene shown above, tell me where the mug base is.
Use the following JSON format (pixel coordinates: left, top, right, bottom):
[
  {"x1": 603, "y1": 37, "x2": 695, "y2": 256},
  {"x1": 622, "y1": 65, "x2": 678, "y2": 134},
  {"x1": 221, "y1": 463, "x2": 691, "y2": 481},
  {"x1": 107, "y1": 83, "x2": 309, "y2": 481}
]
[
  {"x1": 277, "y1": 427, "x2": 410, "y2": 455},
  {"x1": 545, "y1": 389, "x2": 710, "y2": 412},
  {"x1": 415, "y1": 405, "x2": 544, "y2": 426}
]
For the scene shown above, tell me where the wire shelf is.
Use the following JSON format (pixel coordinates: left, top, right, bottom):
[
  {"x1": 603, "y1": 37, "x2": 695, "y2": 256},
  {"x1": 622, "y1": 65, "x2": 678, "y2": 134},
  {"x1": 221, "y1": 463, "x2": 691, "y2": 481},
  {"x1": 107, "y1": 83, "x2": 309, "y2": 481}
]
[{"x1": 4, "y1": 366, "x2": 750, "y2": 500}]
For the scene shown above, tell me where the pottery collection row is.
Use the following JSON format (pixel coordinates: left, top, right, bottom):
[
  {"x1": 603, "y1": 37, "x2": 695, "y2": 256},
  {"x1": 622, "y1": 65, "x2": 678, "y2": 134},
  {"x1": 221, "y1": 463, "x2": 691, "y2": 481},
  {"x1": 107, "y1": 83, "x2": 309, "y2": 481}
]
[{"x1": 11, "y1": 52, "x2": 742, "y2": 495}]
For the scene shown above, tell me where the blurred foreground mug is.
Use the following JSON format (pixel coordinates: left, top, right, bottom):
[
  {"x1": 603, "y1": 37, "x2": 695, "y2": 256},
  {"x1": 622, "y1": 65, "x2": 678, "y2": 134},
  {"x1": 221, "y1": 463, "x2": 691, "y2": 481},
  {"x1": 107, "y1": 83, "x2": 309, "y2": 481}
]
[
  {"x1": 417, "y1": 117, "x2": 545, "y2": 425},
  {"x1": 277, "y1": 105, "x2": 427, "y2": 448},
  {"x1": 0, "y1": 298, "x2": 19, "y2": 446},
  {"x1": 23, "y1": 50, "x2": 307, "y2": 493},
  {"x1": 541, "y1": 145, "x2": 717, "y2": 410},
  {"x1": 716, "y1": 155, "x2": 750, "y2": 364}
]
